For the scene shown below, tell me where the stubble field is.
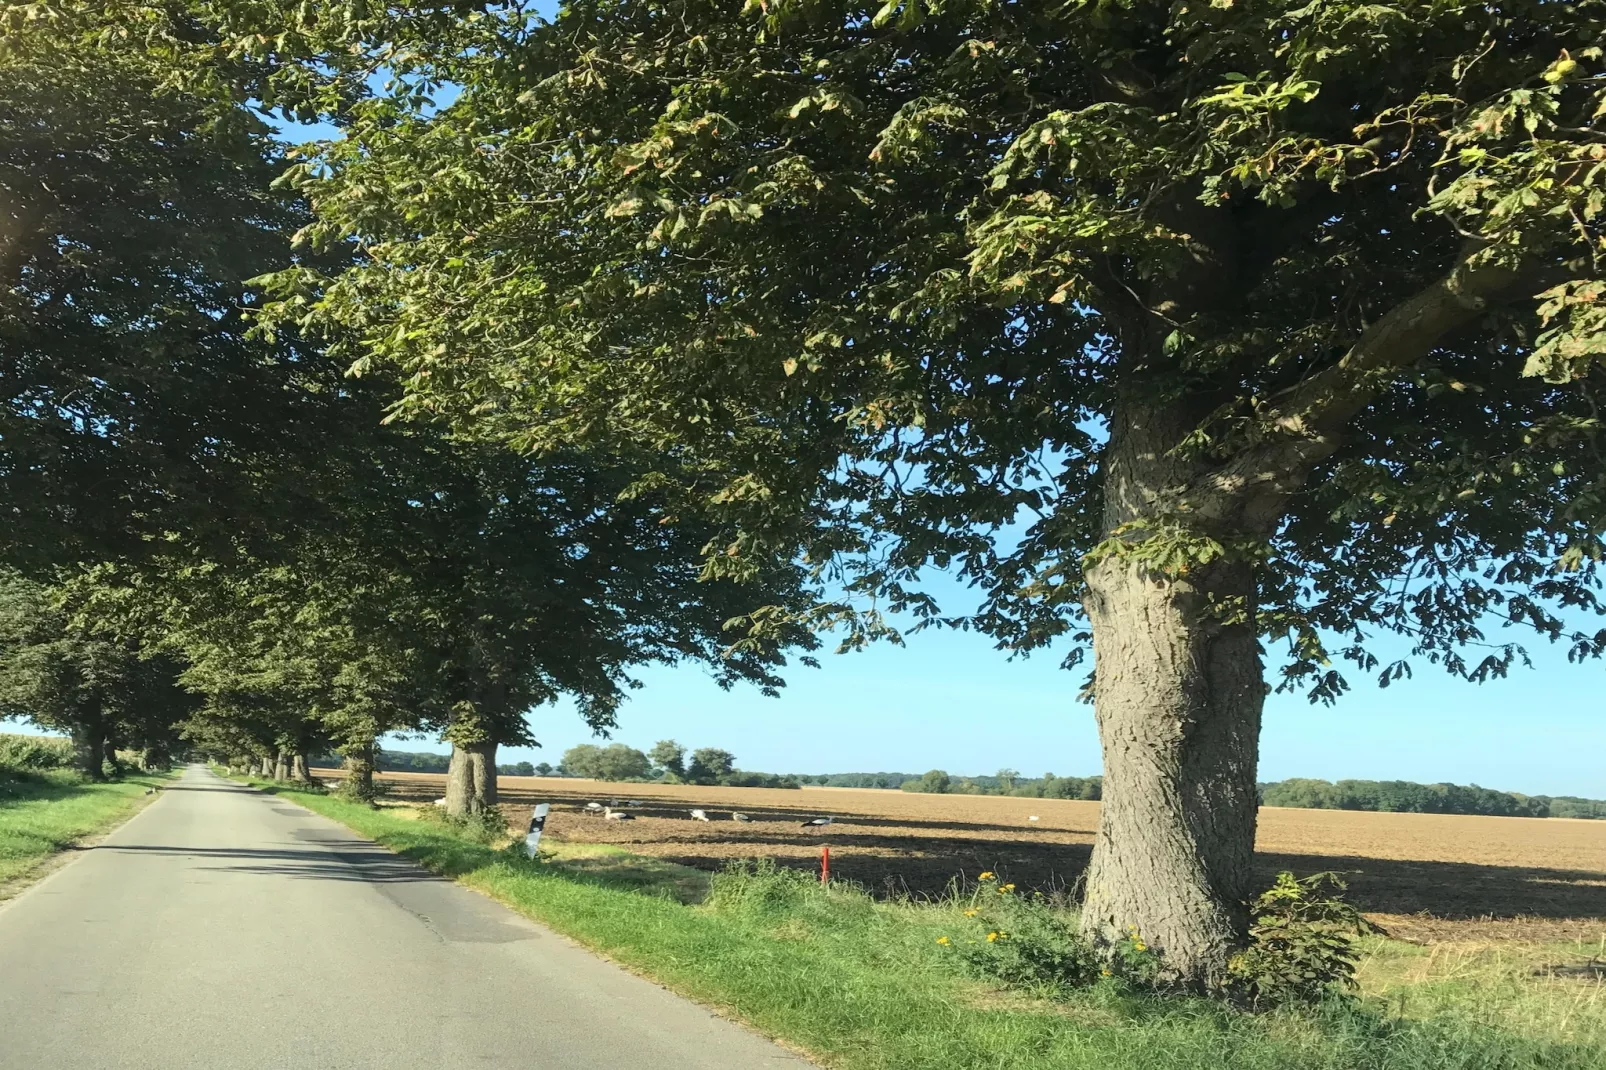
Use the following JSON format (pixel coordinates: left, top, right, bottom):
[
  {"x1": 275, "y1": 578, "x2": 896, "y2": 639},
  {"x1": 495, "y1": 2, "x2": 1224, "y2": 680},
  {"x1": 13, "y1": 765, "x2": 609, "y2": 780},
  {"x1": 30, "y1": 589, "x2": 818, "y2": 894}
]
[{"x1": 330, "y1": 770, "x2": 1606, "y2": 944}]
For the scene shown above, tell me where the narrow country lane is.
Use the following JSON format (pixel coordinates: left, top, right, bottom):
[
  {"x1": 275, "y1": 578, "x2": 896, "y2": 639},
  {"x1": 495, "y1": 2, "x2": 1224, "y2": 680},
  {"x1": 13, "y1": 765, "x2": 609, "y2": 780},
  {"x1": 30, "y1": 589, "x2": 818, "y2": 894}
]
[{"x1": 0, "y1": 766, "x2": 808, "y2": 1069}]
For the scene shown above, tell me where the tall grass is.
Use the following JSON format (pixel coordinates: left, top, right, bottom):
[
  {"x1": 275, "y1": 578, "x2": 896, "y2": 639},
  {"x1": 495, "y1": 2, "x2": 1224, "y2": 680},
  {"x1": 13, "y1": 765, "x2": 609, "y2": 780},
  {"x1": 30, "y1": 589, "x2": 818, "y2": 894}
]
[{"x1": 249, "y1": 779, "x2": 1605, "y2": 1070}]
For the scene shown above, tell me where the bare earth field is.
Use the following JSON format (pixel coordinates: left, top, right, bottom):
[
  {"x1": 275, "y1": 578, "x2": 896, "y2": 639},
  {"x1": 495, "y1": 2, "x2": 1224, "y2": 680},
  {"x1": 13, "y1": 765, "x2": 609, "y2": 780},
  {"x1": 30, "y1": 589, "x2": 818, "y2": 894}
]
[{"x1": 324, "y1": 770, "x2": 1606, "y2": 944}]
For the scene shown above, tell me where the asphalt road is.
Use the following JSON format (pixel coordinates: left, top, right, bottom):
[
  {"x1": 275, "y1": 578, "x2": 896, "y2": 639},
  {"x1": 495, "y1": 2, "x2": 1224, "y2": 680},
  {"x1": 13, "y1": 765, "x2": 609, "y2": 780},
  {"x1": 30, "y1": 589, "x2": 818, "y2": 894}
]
[{"x1": 0, "y1": 765, "x2": 808, "y2": 1069}]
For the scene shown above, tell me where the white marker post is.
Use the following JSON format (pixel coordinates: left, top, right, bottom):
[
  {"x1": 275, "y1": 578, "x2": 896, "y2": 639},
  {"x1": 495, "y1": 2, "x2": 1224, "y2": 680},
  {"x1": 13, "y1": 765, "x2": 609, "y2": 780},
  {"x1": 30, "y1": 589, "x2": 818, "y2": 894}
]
[{"x1": 524, "y1": 803, "x2": 551, "y2": 859}]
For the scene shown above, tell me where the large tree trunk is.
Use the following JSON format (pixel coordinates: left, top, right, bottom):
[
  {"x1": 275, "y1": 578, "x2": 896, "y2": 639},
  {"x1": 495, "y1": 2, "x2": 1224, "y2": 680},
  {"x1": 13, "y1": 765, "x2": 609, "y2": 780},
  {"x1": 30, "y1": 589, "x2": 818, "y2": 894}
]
[
  {"x1": 1079, "y1": 555, "x2": 1263, "y2": 989},
  {"x1": 72, "y1": 723, "x2": 107, "y2": 781},
  {"x1": 100, "y1": 738, "x2": 121, "y2": 779},
  {"x1": 1075, "y1": 389, "x2": 1266, "y2": 990},
  {"x1": 290, "y1": 752, "x2": 313, "y2": 784},
  {"x1": 444, "y1": 741, "x2": 500, "y2": 817},
  {"x1": 258, "y1": 754, "x2": 273, "y2": 778},
  {"x1": 466, "y1": 741, "x2": 498, "y2": 809},
  {"x1": 445, "y1": 744, "x2": 475, "y2": 815},
  {"x1": 340, "y1": 740, "x2": 377, "y2": 801},
  {"x1": 273, "y1": 749, "x2": 290, "y2": 782}
]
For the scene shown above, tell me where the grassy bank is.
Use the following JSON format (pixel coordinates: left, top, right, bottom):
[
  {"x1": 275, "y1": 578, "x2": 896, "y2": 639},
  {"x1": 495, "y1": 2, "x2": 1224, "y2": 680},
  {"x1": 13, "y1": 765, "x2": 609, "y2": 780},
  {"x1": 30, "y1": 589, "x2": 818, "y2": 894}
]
[
  {"x1": 0, "y1": 767, "x2": 174, "y2": 889},
  {"x1": 245, "y1": 778, "x2": 1604, "y2": 1070}
]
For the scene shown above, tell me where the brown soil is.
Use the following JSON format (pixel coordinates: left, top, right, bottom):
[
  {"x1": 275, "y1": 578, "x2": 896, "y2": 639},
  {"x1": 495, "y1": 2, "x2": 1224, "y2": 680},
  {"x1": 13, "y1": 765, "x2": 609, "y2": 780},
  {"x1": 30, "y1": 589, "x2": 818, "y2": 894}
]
[{"x1": 322, "y1": 770, "x2": 1606, "y2": 944}]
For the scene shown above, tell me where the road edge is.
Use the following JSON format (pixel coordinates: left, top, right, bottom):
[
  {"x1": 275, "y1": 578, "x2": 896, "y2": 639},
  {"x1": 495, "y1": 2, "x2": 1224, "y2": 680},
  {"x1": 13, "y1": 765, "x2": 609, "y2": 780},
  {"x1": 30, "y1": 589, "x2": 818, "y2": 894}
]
[
  {"x1": 222, "y1": 770, "x2": 825, "y2": 1067},
  {"x1": 0, "y1": 768, "x2": 179, "y2": 908}
]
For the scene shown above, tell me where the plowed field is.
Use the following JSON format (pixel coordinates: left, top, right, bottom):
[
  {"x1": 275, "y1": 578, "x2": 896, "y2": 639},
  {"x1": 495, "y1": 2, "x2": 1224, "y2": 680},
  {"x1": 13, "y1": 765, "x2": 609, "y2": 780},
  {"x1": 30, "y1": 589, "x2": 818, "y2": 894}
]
[{"x1": 322, "y1": 770, "x2": 1606, "y2": 944}]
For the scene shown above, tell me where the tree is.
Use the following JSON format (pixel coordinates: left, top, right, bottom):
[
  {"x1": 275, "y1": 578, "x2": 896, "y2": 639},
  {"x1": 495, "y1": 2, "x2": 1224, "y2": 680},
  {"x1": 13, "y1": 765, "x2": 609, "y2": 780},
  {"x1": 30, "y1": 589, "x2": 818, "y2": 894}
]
[
  {"x1": 0, "y1": 573, "x2": 192, "y2": 778},
  {"x1": 919, "y1": 770, "x2": 953, "y2": 795},
  {"x1": 560, "y1": 743, "x2": 653, "y2": 782},
  {"x1": 649, "y1": 739, "x2": 687, "y2": 780},
  {"x1": 0, "y1": 2, "x2": 355, "y2": 573},
  {"x1": 240, "y1": 0, "x2": 1606, "y2": 987},
  {"x1": 534, "y1": 762, "x2": 553, "y2": 777},
  {"x1": 996, "y1": 769, "x2": 1020, "y2": 793},
  {"x1": 685, "y1": 747, "x2": 736, "y2": 785}
]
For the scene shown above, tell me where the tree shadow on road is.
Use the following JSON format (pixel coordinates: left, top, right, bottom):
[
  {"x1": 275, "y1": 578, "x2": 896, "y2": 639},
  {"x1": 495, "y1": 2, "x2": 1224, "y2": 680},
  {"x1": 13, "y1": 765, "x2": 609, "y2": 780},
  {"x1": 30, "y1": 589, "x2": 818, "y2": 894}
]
[{"x1": 99, "y1": 842, "x2": 440, "y2": 883}]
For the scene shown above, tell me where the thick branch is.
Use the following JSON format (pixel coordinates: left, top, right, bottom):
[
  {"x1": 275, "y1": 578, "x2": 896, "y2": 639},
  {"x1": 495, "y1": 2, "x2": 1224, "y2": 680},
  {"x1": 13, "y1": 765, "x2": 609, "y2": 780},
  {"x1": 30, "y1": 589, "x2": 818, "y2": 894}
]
[{"x1": 1185, "y1": 246, "x2": 1542, "y2": 531}]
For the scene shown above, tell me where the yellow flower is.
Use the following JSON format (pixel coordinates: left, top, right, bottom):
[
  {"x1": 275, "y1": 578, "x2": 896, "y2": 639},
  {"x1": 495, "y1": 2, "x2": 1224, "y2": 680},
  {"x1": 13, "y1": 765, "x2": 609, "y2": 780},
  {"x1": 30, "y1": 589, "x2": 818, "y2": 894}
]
[
  {"x1": 936, "y1": 936, "x2": 951, "y2": 946},
  {"x1": 1132, "y1": 941, "x2": 1147, "y2": 952},
  {"x1": 986, "y1": 931, "x2": 1001, "y2": 942},
  {"x1": 963, "y1": 909, "x2": 979, "y2": 918},
  {"x1": 978, "y1": 871, "x2": 995, "y2": 881},
  {"x1": 1100, "y1": 968, "x2": 1112, "y2": 978},
  {"x1": 1001, "y1": 883, "x2": 1016, "y2": 892}
]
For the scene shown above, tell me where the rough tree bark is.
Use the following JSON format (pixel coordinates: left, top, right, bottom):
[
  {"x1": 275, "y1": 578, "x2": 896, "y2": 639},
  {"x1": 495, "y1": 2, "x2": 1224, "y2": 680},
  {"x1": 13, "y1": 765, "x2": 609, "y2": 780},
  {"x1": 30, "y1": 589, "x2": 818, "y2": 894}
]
[
  {"x1": 340, "y1": 739, "x2": 377, "y2": 801},
  {"x1": 1079, "y1": 554, "x2": 1263, "y2": 988},
  {"x1": 257, "y1": 755, "x2": 273, "y2": 778},
  {"x1": 273, "y1": 749, "x2": 290, "y2": 782},
  {"x1": 290, "y1": 752, "x2": 313, "y2": 784},
  {"x1": 1075, "y1": 385, "x2": 1264, "y2": 989},
  {"x1": 445, "y1": 741, "x2": 499, "y2": 816}
]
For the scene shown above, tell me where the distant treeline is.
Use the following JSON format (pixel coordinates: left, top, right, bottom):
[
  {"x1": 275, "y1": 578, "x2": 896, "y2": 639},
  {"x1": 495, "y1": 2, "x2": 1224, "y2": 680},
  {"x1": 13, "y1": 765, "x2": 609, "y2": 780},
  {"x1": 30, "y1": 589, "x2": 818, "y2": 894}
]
[
  {"x1": 801, "y1": 771, "x2": 1104, "y2": 799},
  {"x1": 320, "y1": 748, "x2": 1605, "y2": 819},
  {"x1": 808, "y1": 770, "x2": 1603, "y2": 818},
  {"x1": 1259, "y1": 778, "x2": 1606, "y2": 819}
]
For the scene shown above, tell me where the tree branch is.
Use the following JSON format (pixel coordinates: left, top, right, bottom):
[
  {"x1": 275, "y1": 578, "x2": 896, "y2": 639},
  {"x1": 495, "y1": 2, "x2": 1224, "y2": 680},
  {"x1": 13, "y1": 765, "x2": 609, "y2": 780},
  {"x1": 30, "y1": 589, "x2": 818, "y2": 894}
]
[{"x1": 1183, "y1": 245, "x2": 1549, "y2": 530}]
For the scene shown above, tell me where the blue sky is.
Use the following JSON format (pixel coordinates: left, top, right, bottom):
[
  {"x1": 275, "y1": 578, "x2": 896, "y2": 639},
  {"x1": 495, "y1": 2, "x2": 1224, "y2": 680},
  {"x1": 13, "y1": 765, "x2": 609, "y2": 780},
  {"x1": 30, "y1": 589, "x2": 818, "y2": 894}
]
[{"x1": 476, "y1": 581, "x2": 1604, "y2": 798}]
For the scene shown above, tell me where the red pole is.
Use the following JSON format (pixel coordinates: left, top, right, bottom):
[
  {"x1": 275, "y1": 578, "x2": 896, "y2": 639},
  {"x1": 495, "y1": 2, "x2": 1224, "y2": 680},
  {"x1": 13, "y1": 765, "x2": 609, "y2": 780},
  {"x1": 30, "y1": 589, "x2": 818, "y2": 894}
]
[{"x1": 820, "y1": 845, "x2": 831, "y2": 884}]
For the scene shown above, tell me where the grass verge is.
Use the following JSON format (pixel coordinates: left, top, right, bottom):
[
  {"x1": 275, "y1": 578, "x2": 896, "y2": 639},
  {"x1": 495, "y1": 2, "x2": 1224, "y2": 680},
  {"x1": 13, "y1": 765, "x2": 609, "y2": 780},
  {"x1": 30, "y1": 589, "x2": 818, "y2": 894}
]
[
  {"x1": 244, "y1": 777, "x2": 1605, "y2": 1070},
  {"x1": 0, "y1": 767, "x2": 175, "y2": 892}
]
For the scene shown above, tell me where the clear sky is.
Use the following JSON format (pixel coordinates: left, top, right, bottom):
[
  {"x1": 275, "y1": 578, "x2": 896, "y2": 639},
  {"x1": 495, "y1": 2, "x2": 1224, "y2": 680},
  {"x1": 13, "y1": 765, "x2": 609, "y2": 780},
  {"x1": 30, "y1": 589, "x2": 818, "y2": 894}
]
[{"x1": 472, "y1": 574, "x2": 1603, "y2": 798}]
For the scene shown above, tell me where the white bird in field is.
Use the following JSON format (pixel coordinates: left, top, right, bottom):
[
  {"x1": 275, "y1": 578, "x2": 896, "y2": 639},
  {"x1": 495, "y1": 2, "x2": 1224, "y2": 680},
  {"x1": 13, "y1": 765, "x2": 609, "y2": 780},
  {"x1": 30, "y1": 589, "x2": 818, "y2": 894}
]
[
  {"x1": 731, "y1": 812, "x2": 752, "y2": 823},
  {"x1": 799, "y1": 816, "x2": 833, "y2": 828},
  {"x1": 584, "y1": 801, "x2": 604, "y2": 813},
  {"x1": 1028, "y1": 815, "x2": 1039, "y2": 822},
  {"x1": 689, "y1": 809, "x2": 710, "y2": 822},
  {"x1": 432, "y1": 797, "x2": 448, "y2": 808},
  {"x1": 604, "y1": 807, "x2": 634, "y2": 821}
]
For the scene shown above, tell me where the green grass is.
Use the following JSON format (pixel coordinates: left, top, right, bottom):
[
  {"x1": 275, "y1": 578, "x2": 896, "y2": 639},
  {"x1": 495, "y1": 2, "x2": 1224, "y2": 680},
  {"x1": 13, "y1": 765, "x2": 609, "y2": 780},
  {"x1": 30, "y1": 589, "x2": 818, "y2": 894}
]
[
  {"x1": 0, "y1": 766, "x2": 175, "y2": 888},
  {"x1": 245, "y1": 777, "x2": 1606, "y2": 1070}
]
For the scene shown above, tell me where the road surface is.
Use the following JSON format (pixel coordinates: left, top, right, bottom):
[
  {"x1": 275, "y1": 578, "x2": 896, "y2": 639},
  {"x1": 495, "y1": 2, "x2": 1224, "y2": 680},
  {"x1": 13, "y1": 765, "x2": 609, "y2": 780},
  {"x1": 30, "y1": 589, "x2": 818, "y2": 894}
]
[{"x1": 0, "y1": 765, "x2": 808, "y2": 1069}]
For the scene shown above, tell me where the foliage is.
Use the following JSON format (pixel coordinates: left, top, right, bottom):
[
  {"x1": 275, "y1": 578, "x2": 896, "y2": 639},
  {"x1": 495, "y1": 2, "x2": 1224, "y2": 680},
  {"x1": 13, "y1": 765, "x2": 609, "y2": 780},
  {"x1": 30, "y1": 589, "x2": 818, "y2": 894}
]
[
  {"x1": 1228, "y1": 873, "x2": 1375, "y2": 1009},
  {"x1": 941, "y1": 872, "x2": 1103, "y2": 998},
  {"x1": 561, "y1": 743, "x2": 655, "y2": 782},
  {"x1": 0, "y1": 733, "x2": 75, "y2": 771},
  {"x1": 0, "y1": 574, "x2": 193, "y2": 778},
  {"x1": 417, "y1": 800, "x2": 510, "y2": 844},
  {"x1": 721, "y1": 770, "x2": 801, "y2": 789},
  {"x1": 904, "y1": 769, "x2": 952, "y2": 794},
  {"x1": 247, "y1": 0, "x2": 1606, "y2": 698},
  {"x1": 1260, "y1": 777, "x2": 1593, "y2": 818},
  {"x1": 0, "y1": 1, "x2": 344, "y2": 572},
  {"x1": 649, "y1": 739, "x2": 687, "y2": 779},
  {"x1": 685, "y1": 747, "x2": 737, "y2": 785}
]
